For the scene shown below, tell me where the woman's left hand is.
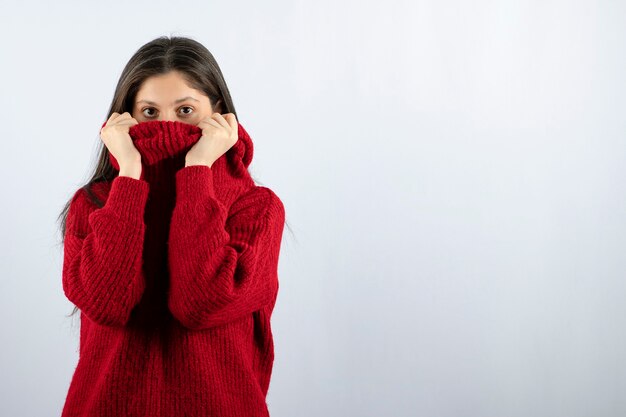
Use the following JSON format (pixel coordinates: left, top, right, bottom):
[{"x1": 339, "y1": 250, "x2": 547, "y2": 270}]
[{"x1": 185, "y1": 112, "x2": 238, "y2": 167}]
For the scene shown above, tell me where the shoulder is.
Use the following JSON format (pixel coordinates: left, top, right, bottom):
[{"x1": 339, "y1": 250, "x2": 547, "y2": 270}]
[
  {"x1": 65, "y1": 186, "x2": 96, "y2": 236},
  {"x1": 69, "y1": 181, "x2": 111, "y2": 211},
  {"x1": 66, "y1": 181, "x2": 112, "y2": 226},
  {"x1": 227, "y1": 185, "x2": 285, "y2": 226}
]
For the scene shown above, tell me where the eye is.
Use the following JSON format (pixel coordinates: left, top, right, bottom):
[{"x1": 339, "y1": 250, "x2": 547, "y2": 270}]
[
  {"x1": 142, "y1": 107, "x2": 157, "y2": 118},
  {"x1": 141, "y1": 106, "x2": 194, "y2": 118}
]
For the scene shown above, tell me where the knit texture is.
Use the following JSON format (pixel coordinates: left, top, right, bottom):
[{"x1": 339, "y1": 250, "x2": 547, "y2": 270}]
[{"x1": 61, "y1": 119, "x2": 285, "y2": 417}]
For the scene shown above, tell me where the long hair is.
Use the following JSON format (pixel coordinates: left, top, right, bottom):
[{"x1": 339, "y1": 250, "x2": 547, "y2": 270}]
[{"x1": 57, "y1": 35, "x2": 293, "y2": 320}]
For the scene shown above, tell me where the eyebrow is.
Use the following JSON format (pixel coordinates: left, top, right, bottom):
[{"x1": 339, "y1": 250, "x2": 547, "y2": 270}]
[{"x1": 136, "y1": 96, "x2": 200, "y2": 106}]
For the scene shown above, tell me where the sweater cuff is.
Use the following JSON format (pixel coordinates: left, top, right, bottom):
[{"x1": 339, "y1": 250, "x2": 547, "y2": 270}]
[
  {"x1": 175, "y1": 165, "x2": 217, "y2": 201},
  {"x1": 104, "y1": 176, "x2": 150, "y2": 222}
]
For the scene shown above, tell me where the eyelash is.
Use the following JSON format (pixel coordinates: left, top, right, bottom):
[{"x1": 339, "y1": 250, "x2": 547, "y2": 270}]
[{"x1": 142, "y1": 106, "x2": 194, "y2": 117}]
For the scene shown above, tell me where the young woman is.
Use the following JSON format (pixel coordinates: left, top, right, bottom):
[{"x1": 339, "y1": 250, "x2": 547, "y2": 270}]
[{"x1": 57, "y1": 36, "x2": 286, "y2": 417}]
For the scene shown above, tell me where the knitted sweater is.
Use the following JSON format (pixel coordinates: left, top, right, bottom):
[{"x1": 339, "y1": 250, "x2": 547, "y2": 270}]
[{"x1": 61, "y1": 119, "x2": 285, "y2": 417}]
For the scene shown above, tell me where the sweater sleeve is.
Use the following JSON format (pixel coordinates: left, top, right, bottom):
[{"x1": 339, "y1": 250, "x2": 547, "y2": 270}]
[
  {"x1": 167, "y1": 165, "x2": 285, "y2": 330},
  {"x1": 62, "y1": 176, "x2": 150, "y2": 327}
]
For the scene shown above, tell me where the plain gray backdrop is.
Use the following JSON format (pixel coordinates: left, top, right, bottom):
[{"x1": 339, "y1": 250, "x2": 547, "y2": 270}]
[{"x1": 1, "y1": 1, "x2": 625, "y2": 416}]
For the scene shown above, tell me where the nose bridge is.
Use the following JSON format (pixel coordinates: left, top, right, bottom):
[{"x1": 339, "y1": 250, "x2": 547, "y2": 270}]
[
  {"x1": 161, "y1": 112, "x2": 177, "y2": 122},
  {"x1": 158, "y1": 108, "x2": 179, "y2": 122}
]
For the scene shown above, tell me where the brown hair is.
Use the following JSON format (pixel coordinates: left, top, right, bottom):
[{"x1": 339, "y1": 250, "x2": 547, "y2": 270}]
[{"x1": 57, "y1": 35, "x2": 292, "y2": 320}]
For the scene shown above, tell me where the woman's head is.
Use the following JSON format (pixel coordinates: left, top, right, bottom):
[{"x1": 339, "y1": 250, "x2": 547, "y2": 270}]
[
  {"x1": 116, "y1": 36, "x2": 236, "y2": 125},
  {"x1": 113, "y1": 36, "x2": 235, "y2": 126}
]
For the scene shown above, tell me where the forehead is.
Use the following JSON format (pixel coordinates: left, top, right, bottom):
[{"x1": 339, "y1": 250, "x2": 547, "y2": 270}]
[
  {"x1": 137, "y1": 96, "x2": 199, "y2": 106},
  {"x1": 135, "y1": 72, "x2": 204, "y2": 104}
]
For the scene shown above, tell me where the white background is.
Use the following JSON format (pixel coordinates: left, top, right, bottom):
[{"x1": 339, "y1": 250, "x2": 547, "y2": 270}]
[{"x1": 1, "y1": 1, "x2": 625, "y2": 416}]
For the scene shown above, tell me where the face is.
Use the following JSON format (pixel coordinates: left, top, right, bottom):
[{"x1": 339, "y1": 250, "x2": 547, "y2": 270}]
[{"x1": 132, "y1": 70, "x2": 219, "y2": 124}]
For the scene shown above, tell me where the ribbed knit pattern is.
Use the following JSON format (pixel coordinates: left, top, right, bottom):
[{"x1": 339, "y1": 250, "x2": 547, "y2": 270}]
[{"x1": 61, "y1": 119, "x2": 285, "y2": 416}]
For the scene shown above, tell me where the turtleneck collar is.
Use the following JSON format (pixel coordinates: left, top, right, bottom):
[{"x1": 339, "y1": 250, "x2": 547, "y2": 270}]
[
  {"x1": 100, "y1": 118, "x2": 256, "y2": 208},
  {"x1": 103, "y1": 119, "x2": 253, "y2": 174}
]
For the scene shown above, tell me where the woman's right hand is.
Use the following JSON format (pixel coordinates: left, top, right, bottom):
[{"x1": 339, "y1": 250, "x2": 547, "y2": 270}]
[{"x1": 100, "y1": 112, "x2": 142, "y2": 178}]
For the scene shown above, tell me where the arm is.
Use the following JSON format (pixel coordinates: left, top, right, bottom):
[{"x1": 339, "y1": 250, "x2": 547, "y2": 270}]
[
  {"x1": 62, "y1": 176, "x2": 150, "y2": 327},
  {"x1": 167, "y1": 165, "x2": 285, "y2": 330}
]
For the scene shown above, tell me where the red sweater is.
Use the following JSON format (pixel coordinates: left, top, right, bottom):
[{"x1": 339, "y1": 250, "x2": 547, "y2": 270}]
[{"x1": 61, "y1": 119, "x2": 285, "y2": 417}]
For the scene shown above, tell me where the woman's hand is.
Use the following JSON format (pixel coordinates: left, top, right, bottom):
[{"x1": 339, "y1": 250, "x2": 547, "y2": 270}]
[
  {"x1": 100, "y1": 112, "x2": 142, "y2": 178},
  {"x1": 185, "y1": 112, "x2": 238, "y2": 168}
]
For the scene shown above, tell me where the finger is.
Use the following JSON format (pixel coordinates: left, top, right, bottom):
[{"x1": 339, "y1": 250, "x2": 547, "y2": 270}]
[
  {"x1": 211, "y1": 112, "x2": 230, "y2": 129},
  {"x1": 198, "y1": 117, "x2": 222, "y2": 130},
  {"x1": 107, "y1": 112, "x2": 120, "y2": 124},
  {"x1": 195, "y1": 115, "x2": 211, "y2": 126},
  {"x1": 196, "y1": 114, "x2": 218, "y2": 127},
  {"x1": 118, "y1": 119, "x2": 138, "y2": 126},
  {"x1": 206, "y1": 118, "x2": 222, "y2": 129},
  {"x1": 110, "y1": 112, "x2": 132, "y2": 125},
  {"x1": 223, "y1": 113, "x2": 238, "y2": 133}
]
